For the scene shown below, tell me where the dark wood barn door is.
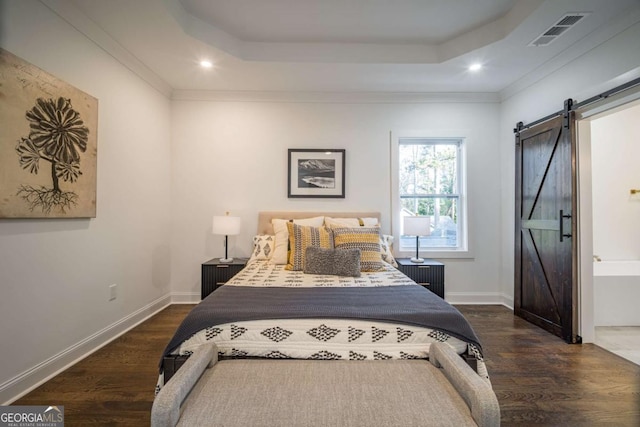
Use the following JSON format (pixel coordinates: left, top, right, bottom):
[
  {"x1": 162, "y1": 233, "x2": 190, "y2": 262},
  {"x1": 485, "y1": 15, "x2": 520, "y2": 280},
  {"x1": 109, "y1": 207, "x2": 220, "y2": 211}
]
[{"x1": 515, "y1": 114, "x2": 578, "y2": 343}]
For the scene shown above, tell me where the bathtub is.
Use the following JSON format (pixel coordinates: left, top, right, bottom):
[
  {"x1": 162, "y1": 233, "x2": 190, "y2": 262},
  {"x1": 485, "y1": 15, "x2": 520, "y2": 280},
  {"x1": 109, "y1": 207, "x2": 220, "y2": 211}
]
[{"x1": 593, "y1": 260, "x2": 640, "y2": 326}]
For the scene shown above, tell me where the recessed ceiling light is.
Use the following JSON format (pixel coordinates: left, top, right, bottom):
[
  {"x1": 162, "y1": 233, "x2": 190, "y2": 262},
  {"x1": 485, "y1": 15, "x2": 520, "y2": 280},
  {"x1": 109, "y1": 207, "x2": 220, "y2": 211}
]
[
  {"x1": 468, "y1": 63, "x2": 483, "y2": 72},
  {"x1": 200, "y1": 60, "x2": 213, "y2": 69}
]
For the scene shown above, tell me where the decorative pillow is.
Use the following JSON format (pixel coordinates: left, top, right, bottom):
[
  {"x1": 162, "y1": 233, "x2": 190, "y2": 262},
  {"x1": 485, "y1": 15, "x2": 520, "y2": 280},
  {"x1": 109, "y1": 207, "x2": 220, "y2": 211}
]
[
  {"x1": 379, "y1": 234, "x2": 398, "y2": 268},
  {"x1": 285, "y1": 223, "x2": 333, "y2": 271},
  {"x1": 271, "y1": 216, "x2": 324, "y2": 264},
  {"x1": 304, "y1": 247, "x2": 361, "y2": 277},
  {"x1": 332, "y1": 227, "x2": 385, "y2": 272},
  {"x1": 247, "y1": 235, "x2": 275, "y2": 263},
  {"x1": 324, "y1": 217, "x2": 379, "y2": 228}
]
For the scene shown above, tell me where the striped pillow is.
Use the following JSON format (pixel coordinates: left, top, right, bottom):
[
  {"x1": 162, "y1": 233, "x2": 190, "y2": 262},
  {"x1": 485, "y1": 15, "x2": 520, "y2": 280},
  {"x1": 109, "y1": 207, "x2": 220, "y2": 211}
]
[
  {"x1": 272, "y1": 216, "x2": 325, "y2": 264},
  {"x1": 332, "y1": 227, "x2": 385, "y2": 272},
  {"x1": 285, "y1": 223, "x2": 333, "y2": 271}
]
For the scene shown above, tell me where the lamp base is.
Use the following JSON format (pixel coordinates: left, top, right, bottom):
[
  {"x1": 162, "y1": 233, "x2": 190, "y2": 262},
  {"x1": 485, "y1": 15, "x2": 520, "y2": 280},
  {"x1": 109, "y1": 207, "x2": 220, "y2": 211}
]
[
  {"x1": 219, "y1": 257, "x2": 234, "y2": 263},
  {"x1": 410, "y1": 257, "x2": 425, "y2": 263}
]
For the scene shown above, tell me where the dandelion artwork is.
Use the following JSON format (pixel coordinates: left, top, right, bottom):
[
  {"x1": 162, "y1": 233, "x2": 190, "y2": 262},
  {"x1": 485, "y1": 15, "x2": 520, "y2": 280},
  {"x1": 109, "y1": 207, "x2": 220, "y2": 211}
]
[{"x1": 0, "y1": 48, "x2": 97, "y2": 218}]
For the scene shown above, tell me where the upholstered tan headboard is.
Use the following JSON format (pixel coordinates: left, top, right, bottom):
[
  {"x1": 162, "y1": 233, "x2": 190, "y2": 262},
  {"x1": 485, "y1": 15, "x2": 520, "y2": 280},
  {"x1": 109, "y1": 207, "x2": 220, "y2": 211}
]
[{"x1": 257, "y1": 211, "x2": 381, "y2": 235}]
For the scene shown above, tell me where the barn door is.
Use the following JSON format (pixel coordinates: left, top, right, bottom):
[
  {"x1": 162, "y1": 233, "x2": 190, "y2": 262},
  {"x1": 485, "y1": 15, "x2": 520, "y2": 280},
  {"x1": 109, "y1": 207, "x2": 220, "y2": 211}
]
[{"x1": 514, "y1": 108, "x2": 579, "y2": 343}]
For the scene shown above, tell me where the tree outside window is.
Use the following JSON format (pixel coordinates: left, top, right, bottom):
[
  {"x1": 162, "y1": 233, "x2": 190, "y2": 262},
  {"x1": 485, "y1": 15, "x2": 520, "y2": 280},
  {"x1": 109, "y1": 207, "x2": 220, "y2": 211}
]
[{"x1": 399, "y1": 139, "x2": 462, "y2": 249}]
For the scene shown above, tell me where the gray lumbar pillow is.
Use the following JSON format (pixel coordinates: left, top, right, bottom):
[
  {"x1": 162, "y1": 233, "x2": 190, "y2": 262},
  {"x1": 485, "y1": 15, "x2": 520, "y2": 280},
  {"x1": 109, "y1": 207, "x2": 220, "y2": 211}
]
[{"x1": 304, "y1": 246, "x2": 361, "y2": 277}]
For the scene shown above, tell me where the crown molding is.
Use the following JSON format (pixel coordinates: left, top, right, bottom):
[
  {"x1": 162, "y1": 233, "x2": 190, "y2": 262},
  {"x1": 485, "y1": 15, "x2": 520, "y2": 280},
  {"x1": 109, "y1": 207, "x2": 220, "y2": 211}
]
[
  {"x1": 171, "y1": 90, "x2": 500, "y2": 104},
  {"x1": 40, "y1": 0, "x2": 172, "y2": 98}
]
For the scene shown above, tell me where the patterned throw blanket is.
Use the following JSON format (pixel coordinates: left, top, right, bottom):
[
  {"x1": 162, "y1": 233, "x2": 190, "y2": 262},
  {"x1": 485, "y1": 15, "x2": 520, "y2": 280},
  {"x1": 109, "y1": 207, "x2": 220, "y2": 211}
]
[{"x1": 160, "y1": 285, "x2": 482, "y2": 368}]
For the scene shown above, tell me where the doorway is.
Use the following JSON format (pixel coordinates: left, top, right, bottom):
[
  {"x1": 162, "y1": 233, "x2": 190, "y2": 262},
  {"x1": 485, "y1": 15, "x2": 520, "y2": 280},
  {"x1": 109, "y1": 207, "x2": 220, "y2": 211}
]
[{"x1": 576, "y1": 90, "x2": 640, "y2": 362}]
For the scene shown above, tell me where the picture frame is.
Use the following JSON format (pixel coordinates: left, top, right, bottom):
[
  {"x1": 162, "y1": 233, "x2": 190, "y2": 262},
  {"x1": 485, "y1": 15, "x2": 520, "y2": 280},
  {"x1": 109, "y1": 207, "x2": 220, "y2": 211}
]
[
  {"x1": 0, "y1": 48, "x2": 98, "y2": 218},
  {"x1": 288, "y1": 149, "x2": 345, "y2": 198}
]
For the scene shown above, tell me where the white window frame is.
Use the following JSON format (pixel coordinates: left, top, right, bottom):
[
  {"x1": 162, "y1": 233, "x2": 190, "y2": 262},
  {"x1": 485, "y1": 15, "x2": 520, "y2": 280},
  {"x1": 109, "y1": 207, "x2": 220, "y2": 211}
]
[{"x1": 390, "y1": 130, "x2": 472, "y2": 259}]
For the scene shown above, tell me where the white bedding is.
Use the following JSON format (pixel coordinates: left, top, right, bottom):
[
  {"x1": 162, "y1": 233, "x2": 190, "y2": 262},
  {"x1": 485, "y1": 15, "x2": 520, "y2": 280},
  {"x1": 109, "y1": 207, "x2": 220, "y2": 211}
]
[
  {"x1": 227, "y1": 259, "x2": 416, "y2": 288},
  {"x1": 172, "y1": 261, "x2": 482, "y2": 367},
  {"x1": 157, "y1": 260, "x2": 488, "y2": 394}
]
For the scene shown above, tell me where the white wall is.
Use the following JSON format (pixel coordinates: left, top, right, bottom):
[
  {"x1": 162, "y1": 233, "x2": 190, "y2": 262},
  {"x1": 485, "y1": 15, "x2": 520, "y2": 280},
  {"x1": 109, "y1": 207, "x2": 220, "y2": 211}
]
[
  {"x1": 170, "y1": 98, "x2": 503, "y2": 303},
  {"x1": 0, "y1": 0, "x2": 172, "y2": 403},
  {"x1": 591, "y1": 103, "x2": 640, "y2": 260},
  {"x1": 499, "y1": 20, "x2": 640, "y2": 306}
]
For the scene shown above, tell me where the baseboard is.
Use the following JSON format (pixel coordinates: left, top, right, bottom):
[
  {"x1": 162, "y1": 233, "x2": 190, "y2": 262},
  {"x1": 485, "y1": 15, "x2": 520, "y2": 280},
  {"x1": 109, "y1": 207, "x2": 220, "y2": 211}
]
[
  {"x1": 0, "y1": 293, "x2": 172, "y2": 405},
  {"x1": 171, "y1": 292, "x2": 200, "y2": 304},
  {"x1": 500, "y1": 293, "x2": 514, "y2": 310},
  {"x1": 446, "y1": 292, "x2": 505, "y2": 305}
]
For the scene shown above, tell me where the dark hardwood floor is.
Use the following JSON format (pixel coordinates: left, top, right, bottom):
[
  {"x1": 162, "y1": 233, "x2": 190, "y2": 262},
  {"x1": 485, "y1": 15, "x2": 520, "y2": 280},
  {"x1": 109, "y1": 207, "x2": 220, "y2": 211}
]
[
  {"x1": 457, "y1": 306, "x2": 640, "y2": 426},
  {"x1": 13, "y1": 304, "x2": 193, "y2": 426},
  {"x1": 14, "y1": 305, "x2": 640, "y2": 426}
]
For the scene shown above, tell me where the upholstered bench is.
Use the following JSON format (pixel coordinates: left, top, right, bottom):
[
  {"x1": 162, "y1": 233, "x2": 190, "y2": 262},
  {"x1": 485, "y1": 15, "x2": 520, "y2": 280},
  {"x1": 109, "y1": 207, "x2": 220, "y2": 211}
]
[{"x1": 152, "y1": 343, "x2": 500, "y2": 427}]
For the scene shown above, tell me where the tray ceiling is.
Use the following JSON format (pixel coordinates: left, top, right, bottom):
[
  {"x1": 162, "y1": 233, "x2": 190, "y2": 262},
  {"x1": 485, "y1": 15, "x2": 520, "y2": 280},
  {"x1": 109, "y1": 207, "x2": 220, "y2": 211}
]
[{"x1": 59, "y1": 0, "x2": 640, "y2": 94}]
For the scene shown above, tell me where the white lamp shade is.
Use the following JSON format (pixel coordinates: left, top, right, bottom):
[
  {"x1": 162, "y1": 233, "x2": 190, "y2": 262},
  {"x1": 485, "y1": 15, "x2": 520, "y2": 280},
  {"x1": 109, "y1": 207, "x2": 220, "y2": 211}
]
[
  {"x1": 403, "y1": 216, "x2": 431, "y2": 237},
  {"x1": 212, "y1": 215, "x2": 241, "y2": 236}
]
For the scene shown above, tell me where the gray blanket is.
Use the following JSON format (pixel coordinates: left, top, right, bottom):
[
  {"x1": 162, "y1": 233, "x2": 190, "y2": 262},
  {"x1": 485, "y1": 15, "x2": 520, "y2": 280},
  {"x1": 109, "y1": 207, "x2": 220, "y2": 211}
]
[{"x1": 161, "y1": 285, "x2": 482, "y2": 368}]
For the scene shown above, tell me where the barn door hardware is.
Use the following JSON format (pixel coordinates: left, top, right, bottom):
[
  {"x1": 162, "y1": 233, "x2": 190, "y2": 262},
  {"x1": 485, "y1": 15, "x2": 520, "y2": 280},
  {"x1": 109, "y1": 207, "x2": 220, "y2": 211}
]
[
  {"x1": 559, "y1": 209, "x2": 572, "y2": 242},
  {"x1": 563, "y1": 98, "x2": 574, "y2": 129},
  {"x1": 513, "y1": 121, "x2": 524, "y2": 137}
]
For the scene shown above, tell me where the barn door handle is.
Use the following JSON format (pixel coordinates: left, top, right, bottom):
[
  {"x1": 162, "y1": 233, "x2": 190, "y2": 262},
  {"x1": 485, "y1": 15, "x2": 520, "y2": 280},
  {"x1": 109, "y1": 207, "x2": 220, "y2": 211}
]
[{"x1": 559, "y1": 210, "x2": 572, "y2": 242}]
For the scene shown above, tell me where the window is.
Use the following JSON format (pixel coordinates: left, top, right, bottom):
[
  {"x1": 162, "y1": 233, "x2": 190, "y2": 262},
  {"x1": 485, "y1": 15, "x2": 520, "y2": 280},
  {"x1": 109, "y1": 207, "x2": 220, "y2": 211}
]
[{"x1": 393, "y1": 136, "x2": 468, "y2": 255}]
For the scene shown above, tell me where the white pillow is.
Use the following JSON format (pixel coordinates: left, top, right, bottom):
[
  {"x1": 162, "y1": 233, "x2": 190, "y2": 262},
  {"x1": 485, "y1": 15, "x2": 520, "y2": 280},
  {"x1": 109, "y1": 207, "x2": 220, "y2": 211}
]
[
  {"x1": 324, "y1": 217, "x2": 379, "y2": 228},
  {"x1": 380, "y1": 234, "x2": 398, "y2": 268},
  {"x1": 271, "y1": 216, "x2": 325, "y2": 264},
  {"x1": 247, "y1": 235, "x2": 275, "y2": 264}
]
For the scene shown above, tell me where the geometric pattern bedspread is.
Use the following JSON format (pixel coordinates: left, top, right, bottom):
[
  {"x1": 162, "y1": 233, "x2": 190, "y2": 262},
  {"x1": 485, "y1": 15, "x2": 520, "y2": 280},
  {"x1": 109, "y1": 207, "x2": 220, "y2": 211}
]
[
  {"x1": 226, "y1": 260, "x2": 418, "y2": 288},
  {"x1": 174, "y1": 318, "x2": 471, "y2": 360},
  {"x1": 157, "y1": 260, "x2": 488, "y2": 393}
]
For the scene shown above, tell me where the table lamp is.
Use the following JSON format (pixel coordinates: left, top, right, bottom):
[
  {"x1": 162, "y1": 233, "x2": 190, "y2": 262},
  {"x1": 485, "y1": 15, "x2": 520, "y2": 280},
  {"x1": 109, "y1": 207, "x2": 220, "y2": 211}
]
[
  {"x1": 403, "y1": 216, "x2": 431, "y2": 263},
  {"x1": 212, "y1": 212, "x2": 241, "y2": 262}
]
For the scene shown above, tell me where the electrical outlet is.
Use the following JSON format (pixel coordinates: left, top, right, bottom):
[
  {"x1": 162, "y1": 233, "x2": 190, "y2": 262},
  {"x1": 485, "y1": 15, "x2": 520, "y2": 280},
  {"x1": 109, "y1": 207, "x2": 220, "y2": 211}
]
[{"x1": 109, "y1": 284, "x2": 117, "y2": 301}]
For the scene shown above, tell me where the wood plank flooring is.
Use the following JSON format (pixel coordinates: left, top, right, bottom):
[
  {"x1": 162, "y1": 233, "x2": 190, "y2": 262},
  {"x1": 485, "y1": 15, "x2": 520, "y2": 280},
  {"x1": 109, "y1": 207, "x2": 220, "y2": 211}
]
[
  {"x1": 13, "y1": 304, "x2": 193, "y2": 426},
  {"x1": 13, "y1": 304, "x2": 640, "y2": 426},
  {"x1": 456, "y1": 305, "x2": 640, "y2": 426}
]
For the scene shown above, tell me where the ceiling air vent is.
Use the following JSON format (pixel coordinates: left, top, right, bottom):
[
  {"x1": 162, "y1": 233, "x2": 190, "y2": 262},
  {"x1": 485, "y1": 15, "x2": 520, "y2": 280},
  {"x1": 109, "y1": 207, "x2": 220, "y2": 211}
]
[{"x1": 529, "y1": 12, "x2": 591, "y2": 47}]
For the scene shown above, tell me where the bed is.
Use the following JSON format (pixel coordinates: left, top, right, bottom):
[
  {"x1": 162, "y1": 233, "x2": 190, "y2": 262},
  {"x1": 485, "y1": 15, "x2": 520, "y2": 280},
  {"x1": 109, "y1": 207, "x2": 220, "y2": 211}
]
[{"x1": 157, "y1": 212, "x2": 489, "y2": 395}]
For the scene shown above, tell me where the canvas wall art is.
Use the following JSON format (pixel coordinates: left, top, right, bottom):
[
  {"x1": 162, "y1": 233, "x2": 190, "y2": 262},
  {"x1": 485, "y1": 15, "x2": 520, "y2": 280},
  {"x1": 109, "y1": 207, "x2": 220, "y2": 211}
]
[{"x1": 0, "y1": 48, "x2": 98, "y2": 218}]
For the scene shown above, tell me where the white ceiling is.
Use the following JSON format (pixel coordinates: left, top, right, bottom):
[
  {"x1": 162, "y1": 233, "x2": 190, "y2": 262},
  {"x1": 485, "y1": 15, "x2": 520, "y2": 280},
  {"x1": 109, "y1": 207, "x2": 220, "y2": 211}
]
[
  {"x1": 179, "y1": 0, "x2": 519, "y2": 44},
  {"x1": 54, "y1": 0, "x2": 640, "y2": 96}
]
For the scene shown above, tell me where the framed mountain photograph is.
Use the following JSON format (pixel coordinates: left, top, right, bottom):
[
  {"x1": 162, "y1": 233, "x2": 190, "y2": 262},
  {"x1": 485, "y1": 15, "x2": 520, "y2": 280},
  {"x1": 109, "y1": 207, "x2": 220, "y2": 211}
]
[{"x1": 287, "y1": 149, "x2": 345, "y2": 198}]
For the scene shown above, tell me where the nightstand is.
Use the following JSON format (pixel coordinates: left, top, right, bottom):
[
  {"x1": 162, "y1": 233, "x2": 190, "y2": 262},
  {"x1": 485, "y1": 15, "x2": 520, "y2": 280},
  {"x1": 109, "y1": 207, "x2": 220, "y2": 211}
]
[
  {"x1": 396, "y1": 258, "x2": 445, "y2": 299},
  {"x1": 201, "y1": 258, "x2": 248, "y2": 299}
]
